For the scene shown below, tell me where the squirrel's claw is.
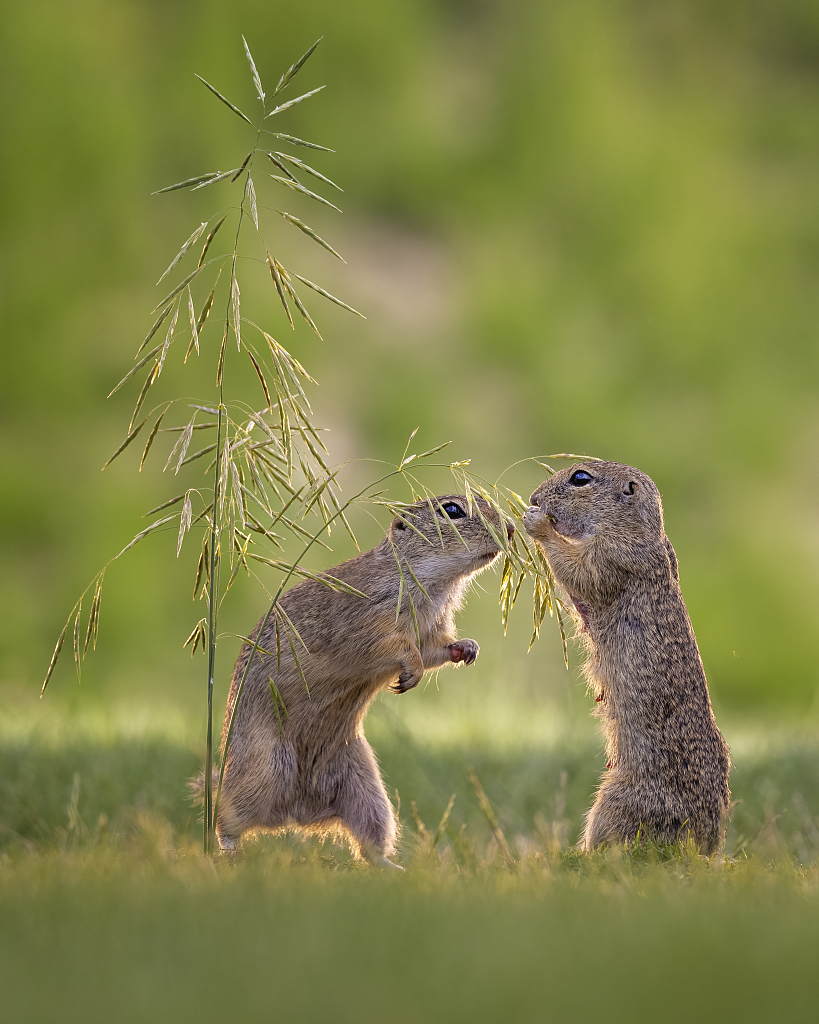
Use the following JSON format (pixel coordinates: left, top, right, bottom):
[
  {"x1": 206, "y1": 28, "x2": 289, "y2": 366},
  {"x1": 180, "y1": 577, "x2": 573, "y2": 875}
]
[
  {"x1": 392, "y1": 668, "x2": 422, "y2": 694},
  {"x1": 448, "y1": 639, "x2": 479, "y2": 666}
]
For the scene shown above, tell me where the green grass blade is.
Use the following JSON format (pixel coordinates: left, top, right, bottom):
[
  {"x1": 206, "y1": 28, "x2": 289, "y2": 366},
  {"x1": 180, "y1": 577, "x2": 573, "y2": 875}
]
[
  {"x1": 556, "y1": 599, "x2": 569, "y2": 669},
  {"x1": 266, "y1": 254, "x2": 295, "y2": 328},
  {"x1": 194, "y1": 74, "x2": 253, "y2": 125},
  {"x1": 183, "y1": 617, "x2": 208, "y2": 656},
  {"x1": 102, "y1": 418, "x2": 147, "y2": 470},
  {"x1": 185, "y1": 287, "x2": 199, "y2": 361},
  {"x1": 165, "y1": 416, "x2": 195, "y2": 475},
  {"x1": 469, "y1": 771, "x2": 515, "y2": 865},
  {"x1": 269, "y1": 175, "x2": 341, "y2": 212},
  {"x1": 267, "y1": 678, "x2": 287, "y2": 738},
  {"x1": 176, "y1": 493, "x2": 193, "y2": 556},
  {"x1": 134, "y1": 304, "x2": 174, "y2": 359},
  {"x1": 266, "y1": 152, "x2": 299, "y2": 182},
  {"x1": 193, "y1": 538, "x2": 208, "y2": 599},
  {"x1": 154, "y1": 303, "x2": 180, "y2": 380},
  {"x1": 230, "y1": 152, "x2": 253, "y2": 183},
  {"x1": 83, "y1": 573, "x2": 105, "y2": 656},
  {"x1": 247, "y1": 176, "x2": 258, "y2": 229},
  {"x1": 190, "y1": 168, "x2": 240, "y2": 191},
  {"x1": 152, "y1": 172, "x2": 223, "y2": 194},
  {"x1": 114, "y1": 514, "x2": 178, "y2": 560},
  {"x1": 277, "y1": 604, "x2": 310, "y2": 657},
  {"x1": 144, "y1": 493, "x2": 185, "y2": 517},
  {"x1": 72, "y1": 603, "x2": 82, "y2": 682},
  {"x1": 273, "y1": 38, "x2": 322, "y2": 96},
  {"x1": 278, "y1": 213, "x2": 344, "y2": 261},
  {"x1": 107, "y1": 344, "x2": 163, "y2": 398},
  {"x1": 418, "y1": 441, "x2": 452, "y2": 459},
  {"x1": 128, "y1": 362, "x2": 159, "y2": 432},
  {"x1": 216, "y1": 323, "x2": 227, "y2": 386},
  {"x1": 281, "y1": 277, "x2": 322, "y2": 338},
  {"x1": 242, "y1": 35, "x2": 265, "y2": 102},
  {"x1": 245, "y1": 347, "x2": 273, "y2": 412},
  {"x1": 292, "y1": 273, "x2": 365, "y2": 317},
  {"x1": 272, "y1": 153, "x2": 342, "y2": 191},
  {"x1": 41, "y1": 620, "x2": 69, "y2": 696},
  {"x1": 152, "y1": 267, "x2": 203, "y2": 315},
  {"x1": 270, "y1": 132, "x2": 334, "y2": 152},
  {"x1": 433, "y1": 794, "x2": 456, "y2": 847},
  {"x1": 156, "y1": 221, "x2": 207, "y2": 286},
  {"x1": 196, "y1": 270, "x2": 221, "y2": 332},
  {"x1": 180, "y1": 442, "x2": 217, "y2": 469},
  {"x1": 231, "y1": 275, "x2": 241, "y2": 349},
  {"x1": 403, "y1": 557, "x2": 430, "y2": 600},
  {"x1": 266, "y1": 85, "x2": 326, "y2": 118},
  {"x1": 197, "y1": 215, "x2": 227, "y2": 268},
  {"x1": 231, "y1": 461, "x2": 246, "y2": 528}
]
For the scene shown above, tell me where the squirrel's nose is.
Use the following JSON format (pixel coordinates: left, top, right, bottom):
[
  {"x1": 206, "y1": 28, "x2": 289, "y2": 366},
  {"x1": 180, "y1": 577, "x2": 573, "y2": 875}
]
[{"x1": 506, "y1": 520, "x2": 515, "y2": 541}]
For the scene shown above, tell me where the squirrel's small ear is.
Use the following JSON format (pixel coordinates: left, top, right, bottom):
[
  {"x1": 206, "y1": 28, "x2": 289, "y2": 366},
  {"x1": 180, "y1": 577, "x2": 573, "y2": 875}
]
[
  {"x1": 623, "y1": 480, "x2": 638, "y2": 497},
  {"x1": 393, "y1": 517, "x2": 406, "y2": 531}
]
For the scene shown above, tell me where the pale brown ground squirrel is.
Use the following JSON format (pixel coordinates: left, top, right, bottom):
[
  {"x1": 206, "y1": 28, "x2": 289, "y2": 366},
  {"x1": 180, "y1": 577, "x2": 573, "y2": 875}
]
[
  {"x1": 213, "y1": 494, "x2": 513, "y2": 866},
  {"x1": 524, "y1": 461, "x2": 730, "y2": 854}
]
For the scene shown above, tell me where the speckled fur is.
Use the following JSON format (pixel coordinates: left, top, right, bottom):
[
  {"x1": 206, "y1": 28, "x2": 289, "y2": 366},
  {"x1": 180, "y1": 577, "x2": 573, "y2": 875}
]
[
  {"x1": 523, "y1": 461, "x2": 730, "y2": 854},
  {"x1": 214, "y1": 494, "x2": 509, "y2": 866}
]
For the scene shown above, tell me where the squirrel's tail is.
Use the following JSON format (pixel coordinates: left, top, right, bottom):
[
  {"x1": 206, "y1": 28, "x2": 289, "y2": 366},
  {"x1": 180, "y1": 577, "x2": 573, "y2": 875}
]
[{"x1": 188, "y1": 769, "x2": 240, "y2": 851}]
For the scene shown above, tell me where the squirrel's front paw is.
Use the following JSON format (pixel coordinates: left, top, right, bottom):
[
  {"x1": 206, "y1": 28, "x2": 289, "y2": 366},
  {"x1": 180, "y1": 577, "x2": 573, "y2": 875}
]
[
  {"x1": 392, "y1": 667, "x2": 422, "y2": 694},
  {"x1": 448, "y1": 639, "x2": 479, "y2": 666}
]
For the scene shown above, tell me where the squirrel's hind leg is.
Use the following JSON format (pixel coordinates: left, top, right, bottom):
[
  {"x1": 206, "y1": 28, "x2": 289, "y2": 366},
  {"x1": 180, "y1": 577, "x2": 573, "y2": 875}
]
[
  {"x1": 331, "y1": 738, "x2": 401, "y2": 868},
  {"x1": 214, "y1": 742, "x2": 294, "y2": 853},
  {"x1": 581, "y1": 780, "x2": 644, "y2": 850}
]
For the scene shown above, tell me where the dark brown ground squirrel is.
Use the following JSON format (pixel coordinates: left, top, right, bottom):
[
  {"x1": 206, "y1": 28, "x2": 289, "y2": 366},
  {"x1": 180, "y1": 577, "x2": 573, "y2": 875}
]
[
  {"x1": 213, "y1": 494, "x2": 513, "y2": 866},
  {"x1": 523, "y1": 461, "x2": 730, "y2": 854}
]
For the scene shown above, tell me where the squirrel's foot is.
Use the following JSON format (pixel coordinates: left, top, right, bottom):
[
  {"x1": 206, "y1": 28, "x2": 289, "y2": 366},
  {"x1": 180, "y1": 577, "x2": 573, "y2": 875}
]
[
  {"x1": 376, "y1": 857, "x2": 404, "y2": 871},
  {"x1": 359, "y1": 846, "x2": 405, "y2": 870},
  {"x1": 448, "y1": 639, "x2": 479, "y2": 666},
  {"x1": 392, "y1": 667, "x2": 423, "y2": 693}
]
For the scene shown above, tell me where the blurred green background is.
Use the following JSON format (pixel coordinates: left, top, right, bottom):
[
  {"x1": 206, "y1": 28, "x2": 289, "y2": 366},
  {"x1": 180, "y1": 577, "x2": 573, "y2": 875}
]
[
  {"x1": 4, "y1": 7, "x2": 819, "y2": 1015},
  {"x1": 2, "y1": 0, "x2": 819, "y2": 727}
]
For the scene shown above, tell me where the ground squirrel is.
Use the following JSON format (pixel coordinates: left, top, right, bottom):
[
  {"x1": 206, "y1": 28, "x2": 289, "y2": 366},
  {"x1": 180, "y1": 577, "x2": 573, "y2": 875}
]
[
  {"x1": 523, "y1": 461, "x2": 730, "y2": 854},
  {"x1": 214, "y1": 494, "x2": 513, "y2": 866}
]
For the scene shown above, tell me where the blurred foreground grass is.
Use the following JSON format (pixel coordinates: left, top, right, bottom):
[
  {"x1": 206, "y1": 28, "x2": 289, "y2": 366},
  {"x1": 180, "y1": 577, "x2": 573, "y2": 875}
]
[
  {"x1": 2, "y1": 688, "x2": 818, "y2": 1023},
  {"x1": 3, "y1": 843, "x2": 819, "y2": 1024}
]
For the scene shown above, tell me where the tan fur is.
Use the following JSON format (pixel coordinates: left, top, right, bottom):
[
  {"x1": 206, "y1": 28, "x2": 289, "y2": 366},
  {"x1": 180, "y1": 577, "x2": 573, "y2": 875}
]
[
  {"x1": 523, "y1": 461, "x2": 730, "y2": 854},
  {"x1": 215, "y1": 494, "x2": 512, "y2": 866}
]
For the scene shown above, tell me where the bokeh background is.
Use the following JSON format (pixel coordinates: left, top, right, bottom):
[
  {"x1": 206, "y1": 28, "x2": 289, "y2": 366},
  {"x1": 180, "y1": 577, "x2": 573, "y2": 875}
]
[
  {"x1": 4, "y1": 8, "x2": 819, "y2": 1016},
  {"x1": 2, "y1": 0, "x2": 819, "y2": 737}
]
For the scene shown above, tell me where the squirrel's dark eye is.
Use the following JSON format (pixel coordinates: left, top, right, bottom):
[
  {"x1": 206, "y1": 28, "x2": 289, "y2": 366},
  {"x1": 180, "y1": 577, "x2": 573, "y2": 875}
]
[
  {"x1": 440, "y1": 502, "x2": 466, "y2": 519},
  {"x1": 569, "y1": 470, "x2": 593, "y2": 486}
]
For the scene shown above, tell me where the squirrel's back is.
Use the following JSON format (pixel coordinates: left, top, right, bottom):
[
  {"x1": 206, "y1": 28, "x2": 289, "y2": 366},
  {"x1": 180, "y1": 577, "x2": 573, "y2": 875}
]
[{"x1": 223, "y1": 493, "x2": 507, "y2": 731}]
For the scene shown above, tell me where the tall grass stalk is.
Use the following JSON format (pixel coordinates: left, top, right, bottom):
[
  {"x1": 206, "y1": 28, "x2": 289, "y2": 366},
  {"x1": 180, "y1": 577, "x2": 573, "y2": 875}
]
[{"x1": 42, "y1": 36, "x2": 563, "y2": 857}]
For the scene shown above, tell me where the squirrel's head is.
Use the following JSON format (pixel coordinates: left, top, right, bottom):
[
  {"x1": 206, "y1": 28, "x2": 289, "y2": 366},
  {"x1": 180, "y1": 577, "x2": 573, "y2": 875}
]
[
  {"x1": 388, "y1": 494, "x2": 514, "y2": 588},
  {"x1": 523, "y1": 461, "x2": 673, "y2": 605}
]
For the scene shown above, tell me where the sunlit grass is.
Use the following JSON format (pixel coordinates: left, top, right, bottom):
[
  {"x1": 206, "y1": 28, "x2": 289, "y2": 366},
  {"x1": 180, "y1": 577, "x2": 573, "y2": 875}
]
[
  {"x1": 2, "y1": 688, "x2": 818, "y2": 1021},
  {"x1": 3, "y1": 686, "x2": 818, "y2": 863}
]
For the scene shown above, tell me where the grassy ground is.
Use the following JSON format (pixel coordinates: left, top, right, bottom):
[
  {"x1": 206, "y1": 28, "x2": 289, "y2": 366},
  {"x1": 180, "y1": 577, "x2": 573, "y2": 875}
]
[{"x1": 2, "y1": 687, "x2": 819, "y2": 1023}]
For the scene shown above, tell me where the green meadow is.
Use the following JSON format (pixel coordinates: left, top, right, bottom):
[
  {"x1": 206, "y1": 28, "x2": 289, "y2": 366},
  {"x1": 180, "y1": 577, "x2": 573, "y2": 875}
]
[
  {"x1": 2, "y1": 689, "x2": 819, "y2": 1023},
  {"x1": 2, "y1": 0, "x2": 819, "y2": 1019}
]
